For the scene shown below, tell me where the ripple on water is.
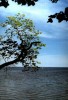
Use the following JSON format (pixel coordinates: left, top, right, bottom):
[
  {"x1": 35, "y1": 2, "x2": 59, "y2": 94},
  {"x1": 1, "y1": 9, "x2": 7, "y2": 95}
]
[{"x1": 0, "y1": 69, "x2": 68, "y2": 100}]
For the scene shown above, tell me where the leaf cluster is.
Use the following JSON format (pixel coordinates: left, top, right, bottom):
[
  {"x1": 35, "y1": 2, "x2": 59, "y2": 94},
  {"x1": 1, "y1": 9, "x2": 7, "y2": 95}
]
[
  {"x1": 0, "y1": 0, "x2": 38, "y2": 8},
  {"x1": 48, "y1": 7, "x2": 68, "y2": 23},
  {"x1": 0, "y1": 0, "x2": 59, "y2": 8}
]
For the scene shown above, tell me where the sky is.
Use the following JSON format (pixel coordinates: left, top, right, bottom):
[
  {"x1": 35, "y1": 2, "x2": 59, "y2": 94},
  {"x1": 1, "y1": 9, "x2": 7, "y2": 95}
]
[{"x1": 0, "y1": 0, "x2": 68, "y2": 67}]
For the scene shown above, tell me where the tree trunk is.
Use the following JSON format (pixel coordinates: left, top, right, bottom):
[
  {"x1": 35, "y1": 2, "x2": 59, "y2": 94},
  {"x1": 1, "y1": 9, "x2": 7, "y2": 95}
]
[{"x1": 0, "y1": 58, "x2": 19, "y2": 70}]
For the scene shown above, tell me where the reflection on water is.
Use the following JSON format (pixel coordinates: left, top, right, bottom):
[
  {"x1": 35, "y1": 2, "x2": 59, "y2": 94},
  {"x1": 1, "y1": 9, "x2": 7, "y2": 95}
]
[{"x1": 0, "y1": 68, "x2": 68, "y2": 100}]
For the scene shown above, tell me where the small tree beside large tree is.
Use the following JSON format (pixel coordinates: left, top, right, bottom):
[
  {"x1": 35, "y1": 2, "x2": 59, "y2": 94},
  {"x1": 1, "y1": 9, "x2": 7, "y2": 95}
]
[{"x1": 0, "y1": 13, "x2": 46, "y2": 70}]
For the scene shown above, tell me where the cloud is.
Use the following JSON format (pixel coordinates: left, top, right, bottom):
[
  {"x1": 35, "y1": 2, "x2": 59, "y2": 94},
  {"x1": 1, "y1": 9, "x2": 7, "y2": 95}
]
[
  {"x1": 39, "y1": 30, "x2": 68, "y2": 39},
  {"x1": 0, "y1": 0, "x2": 52, "y2": 20},
  {"x1": 39, "y1": 32, "x2": 54, "y2": 39},
  {"x1": 36, "y1": 21, "x2": 68, "y2": 39}
]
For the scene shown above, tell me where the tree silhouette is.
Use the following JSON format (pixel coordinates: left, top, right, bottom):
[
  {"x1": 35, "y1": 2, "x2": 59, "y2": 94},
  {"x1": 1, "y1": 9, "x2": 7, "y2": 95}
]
[
  {"x1": 0, "y1": 14, "x2": 46, "y2": 69},
  {"x1": 0, "y1": 0, "x2": 59, "y2": 8},
  {"x1": 48, "y1": 7, "x2": 68, "y2": 23},
  {"x1": 0, "y1": 0, "x2": 38, "y2": 7}
]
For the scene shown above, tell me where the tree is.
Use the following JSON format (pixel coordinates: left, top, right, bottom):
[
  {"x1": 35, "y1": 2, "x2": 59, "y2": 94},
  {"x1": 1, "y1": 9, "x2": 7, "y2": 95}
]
[
  {"x1": 0, "y1": 13, "x2": 46, "y2": 70},
  {"x1": 0, "y1": 0, "x2": 68, "y2": 22}
]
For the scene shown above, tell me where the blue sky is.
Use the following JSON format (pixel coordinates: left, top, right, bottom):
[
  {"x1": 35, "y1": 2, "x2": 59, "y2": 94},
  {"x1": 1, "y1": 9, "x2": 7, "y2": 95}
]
[{"x1": 0, "y1": 0, "x2": 68, "y2": 67}]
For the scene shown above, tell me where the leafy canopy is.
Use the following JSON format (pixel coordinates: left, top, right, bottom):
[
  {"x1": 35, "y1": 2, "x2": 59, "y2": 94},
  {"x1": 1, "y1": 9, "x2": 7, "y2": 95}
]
[{"x1": 0, "y1": 13, "x2": 46, "y2": 69}]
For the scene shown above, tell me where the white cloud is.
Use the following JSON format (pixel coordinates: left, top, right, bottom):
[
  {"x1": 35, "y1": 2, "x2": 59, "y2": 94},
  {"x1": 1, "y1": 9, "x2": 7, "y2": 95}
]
[
  {"x1": 0, "y1": 0, "x2": 52, "y2": 20},
  {"x1": 39, "y1": 31, "x2": 68, "y2": 39},
  {"x1": 39, "y1": 32, "x2": 54, "y2": 39}
]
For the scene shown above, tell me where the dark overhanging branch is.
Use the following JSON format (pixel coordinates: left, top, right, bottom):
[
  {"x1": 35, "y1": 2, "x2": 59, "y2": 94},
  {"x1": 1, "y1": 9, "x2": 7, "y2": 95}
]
[
  {"x1": 0, "y1": 0, "x2": 9, "y2": 8},
  {"x1": 0, "y1": 0, "x2": 67, "y2": 23},
  {"x1": 0, "y1": 0, "x2": 59, "y2": 8},
  {"x1": 50, "y1": 0, "x2": 59, "y2": 3},
  {"x1": 48, "y1": 7, "x2": 68, "y2": 23},
  {"x1": 0, "y1": 0, "x2": 38, "y2": 8}
]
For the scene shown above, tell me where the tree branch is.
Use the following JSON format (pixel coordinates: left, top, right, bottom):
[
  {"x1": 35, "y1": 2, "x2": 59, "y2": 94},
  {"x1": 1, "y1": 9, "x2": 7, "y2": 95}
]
[
  {"x1": 0, "y1": 58, "x2": 19, "y2": 70},
  {"x1": 27, "y1": 42, "x2": 41, "y2": 50},
  {"x1": 0, "y1": 41, "x2": 40, "y2": 69}
]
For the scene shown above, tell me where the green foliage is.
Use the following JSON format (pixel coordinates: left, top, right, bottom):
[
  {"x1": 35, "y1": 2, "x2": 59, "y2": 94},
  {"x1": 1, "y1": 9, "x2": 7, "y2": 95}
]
[{"x1": 0, "y1": 13, "x2": 46, "y2": 68}]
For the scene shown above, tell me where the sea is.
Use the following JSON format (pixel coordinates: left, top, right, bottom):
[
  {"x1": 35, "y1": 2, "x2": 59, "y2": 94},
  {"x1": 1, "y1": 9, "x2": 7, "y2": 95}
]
[{"x1": 0, "y1": 67, "x2": 68, "y2": 100}]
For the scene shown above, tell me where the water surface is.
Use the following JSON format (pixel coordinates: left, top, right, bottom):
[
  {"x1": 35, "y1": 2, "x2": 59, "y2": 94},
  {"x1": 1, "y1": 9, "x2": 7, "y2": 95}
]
[{"x1": 0, "y1": 67, "x2": 68, "y2": 100}]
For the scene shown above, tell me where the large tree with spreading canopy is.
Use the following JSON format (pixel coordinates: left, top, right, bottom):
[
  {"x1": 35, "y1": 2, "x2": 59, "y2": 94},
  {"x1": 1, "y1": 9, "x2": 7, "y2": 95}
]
[{"x1": 0, "y1": 13, "x2": 46, "y2": 70}]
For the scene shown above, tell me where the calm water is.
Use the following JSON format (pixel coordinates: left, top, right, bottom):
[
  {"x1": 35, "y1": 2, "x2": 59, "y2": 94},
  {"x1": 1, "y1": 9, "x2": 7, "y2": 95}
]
[{"x1": 0, "y1": 67, "x2": 68, "y2": 100}]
